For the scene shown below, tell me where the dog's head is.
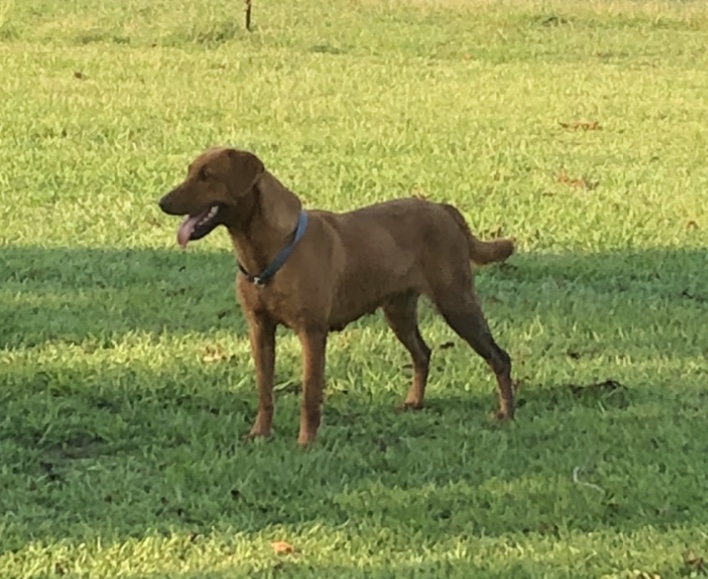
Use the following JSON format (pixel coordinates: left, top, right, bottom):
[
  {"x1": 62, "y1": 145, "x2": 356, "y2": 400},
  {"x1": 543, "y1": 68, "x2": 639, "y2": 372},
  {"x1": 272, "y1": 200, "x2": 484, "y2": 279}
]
[{"x1": 158, "y1": 147, "x2": 265, "y2": 248}]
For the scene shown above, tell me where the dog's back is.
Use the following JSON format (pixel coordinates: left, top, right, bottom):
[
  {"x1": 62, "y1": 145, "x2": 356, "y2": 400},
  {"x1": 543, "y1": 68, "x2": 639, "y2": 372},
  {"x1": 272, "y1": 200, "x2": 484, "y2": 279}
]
[{"x1": 304, "y1": 198, "x2": 512, "y2": 328}]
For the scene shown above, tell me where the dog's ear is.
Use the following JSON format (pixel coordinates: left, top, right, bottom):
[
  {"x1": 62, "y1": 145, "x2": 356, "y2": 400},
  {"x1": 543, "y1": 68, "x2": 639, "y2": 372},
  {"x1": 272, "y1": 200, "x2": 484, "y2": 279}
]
[
  {"x1": 225, "y1": 149, "x2": 265, "y2": 197},
  {"x1": 256, "y1": 171, "x2": 303, "y2": 232}
]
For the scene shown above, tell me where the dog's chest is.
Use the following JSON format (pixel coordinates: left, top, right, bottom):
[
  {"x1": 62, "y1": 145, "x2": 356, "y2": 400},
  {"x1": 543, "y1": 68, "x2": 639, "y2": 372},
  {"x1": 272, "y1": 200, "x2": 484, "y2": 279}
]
[
  {"x1": 237, "y1": 277, "x2": 272, "y2": 309},
  {"x1": 236, "y1": 277, "x2": 302, "y2": 327}
]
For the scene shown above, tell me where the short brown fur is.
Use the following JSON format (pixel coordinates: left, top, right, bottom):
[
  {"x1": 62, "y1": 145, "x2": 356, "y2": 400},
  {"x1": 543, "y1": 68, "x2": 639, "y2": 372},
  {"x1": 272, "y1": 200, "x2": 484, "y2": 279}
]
[{"x1": 159, "y1": 147, "x2": 516, "y2": 446}]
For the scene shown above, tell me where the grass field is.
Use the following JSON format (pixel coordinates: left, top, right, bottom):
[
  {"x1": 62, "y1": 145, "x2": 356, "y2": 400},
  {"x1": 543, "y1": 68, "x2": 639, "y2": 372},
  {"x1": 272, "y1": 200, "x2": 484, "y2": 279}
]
[{"x1": 2, "y1": 0, "x2": 708, "y2": 576}]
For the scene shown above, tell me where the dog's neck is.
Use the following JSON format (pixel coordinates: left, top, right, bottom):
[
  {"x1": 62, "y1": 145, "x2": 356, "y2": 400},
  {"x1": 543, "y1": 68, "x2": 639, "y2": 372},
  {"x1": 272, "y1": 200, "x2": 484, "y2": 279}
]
[{"x1": 226, "y1": 172, "x2": 302, "y2": 276}]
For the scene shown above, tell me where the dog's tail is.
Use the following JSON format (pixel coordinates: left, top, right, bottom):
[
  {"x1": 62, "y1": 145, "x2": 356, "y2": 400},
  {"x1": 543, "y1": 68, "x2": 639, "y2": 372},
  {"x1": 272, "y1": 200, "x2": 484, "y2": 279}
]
[{"x1": 440, "y1": 203, "x2": 515, "y2": 266}]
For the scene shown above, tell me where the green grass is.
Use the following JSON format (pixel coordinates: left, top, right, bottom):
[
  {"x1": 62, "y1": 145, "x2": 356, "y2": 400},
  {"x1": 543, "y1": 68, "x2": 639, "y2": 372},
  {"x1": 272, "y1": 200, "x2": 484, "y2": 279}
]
[{"x1": 2, "y1": 0, "x2": 708, "y2": 576}]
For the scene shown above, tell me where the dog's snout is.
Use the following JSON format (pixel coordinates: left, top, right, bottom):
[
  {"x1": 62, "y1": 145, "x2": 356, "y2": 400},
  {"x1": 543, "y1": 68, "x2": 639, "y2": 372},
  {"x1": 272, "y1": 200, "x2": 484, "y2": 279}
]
[{"x1": 158, "y1": 191, "x2": 180, "y2": 215}]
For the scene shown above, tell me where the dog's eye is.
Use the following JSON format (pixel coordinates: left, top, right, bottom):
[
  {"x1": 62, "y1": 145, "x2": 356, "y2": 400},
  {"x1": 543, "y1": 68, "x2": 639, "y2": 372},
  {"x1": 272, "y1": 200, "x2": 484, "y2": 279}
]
[{"x1": 199, "y1": 167, "x2": 210, "y2": 181}]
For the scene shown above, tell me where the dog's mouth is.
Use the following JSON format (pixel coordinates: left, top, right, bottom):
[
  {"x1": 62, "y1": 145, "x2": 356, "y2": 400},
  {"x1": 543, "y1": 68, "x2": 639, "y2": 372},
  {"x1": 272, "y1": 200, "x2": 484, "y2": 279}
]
[{"x1": 177, "y1": 204, "x2": 221, "y2": 248}]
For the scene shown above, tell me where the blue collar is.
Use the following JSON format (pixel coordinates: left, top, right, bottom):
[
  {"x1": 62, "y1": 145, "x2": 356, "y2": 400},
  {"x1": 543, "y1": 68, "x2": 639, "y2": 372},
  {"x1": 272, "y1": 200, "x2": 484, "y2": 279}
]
[{"x1": 238, "y1": 211, "x2": 309, "y2": 286}]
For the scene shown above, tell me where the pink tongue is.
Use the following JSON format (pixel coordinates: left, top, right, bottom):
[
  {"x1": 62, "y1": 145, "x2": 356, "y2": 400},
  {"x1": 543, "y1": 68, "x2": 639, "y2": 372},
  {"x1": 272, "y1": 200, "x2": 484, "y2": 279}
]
[{"x1": 177, "y1": 215, "x2": 200, "y2": 249}]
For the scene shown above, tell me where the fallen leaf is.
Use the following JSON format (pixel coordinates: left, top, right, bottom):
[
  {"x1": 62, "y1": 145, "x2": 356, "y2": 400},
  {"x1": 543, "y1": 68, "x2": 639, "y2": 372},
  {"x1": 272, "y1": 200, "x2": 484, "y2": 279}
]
[
  {"x1": 559, "y1": 120, "x2": 601, "y2": 131},
  {"x1": 556, "y1": 171, "x2": 599, "y2": 190},
  {"x1": 202, "y1": 346, "x2": 227, "y2": 363},
  {"x1": 271, "y1": 541, "x2": 296, "y2": 555},
  {"x1": 683, "y1": 548, "x2": 706, "y2": 575},
  {"x1": 686, "y1": 220, "x2": 699, "y2": 230},
  {"x1": 73, "y1": 71, "x2": 85, "y2": 79}
]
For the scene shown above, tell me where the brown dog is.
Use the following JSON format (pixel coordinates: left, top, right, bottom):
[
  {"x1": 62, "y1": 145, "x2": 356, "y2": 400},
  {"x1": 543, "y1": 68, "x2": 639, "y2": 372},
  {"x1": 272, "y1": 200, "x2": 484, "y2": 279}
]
[{"x1": 158, "y1": 147, "x2": 516, "y2": 446}]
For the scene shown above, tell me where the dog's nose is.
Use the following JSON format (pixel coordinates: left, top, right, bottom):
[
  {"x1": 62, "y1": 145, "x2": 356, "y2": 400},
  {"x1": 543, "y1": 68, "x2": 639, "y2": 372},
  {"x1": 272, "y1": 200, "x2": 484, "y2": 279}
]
[{"x1": 158, "y1": 196, "x2": 169, "y2": 212}]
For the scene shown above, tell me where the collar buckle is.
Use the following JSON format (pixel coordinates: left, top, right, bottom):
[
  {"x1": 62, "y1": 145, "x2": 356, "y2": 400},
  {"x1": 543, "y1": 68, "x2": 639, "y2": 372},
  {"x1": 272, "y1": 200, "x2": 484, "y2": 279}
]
[{"x1": 237, "y1": 211, "x2": 309, "y2": 287}]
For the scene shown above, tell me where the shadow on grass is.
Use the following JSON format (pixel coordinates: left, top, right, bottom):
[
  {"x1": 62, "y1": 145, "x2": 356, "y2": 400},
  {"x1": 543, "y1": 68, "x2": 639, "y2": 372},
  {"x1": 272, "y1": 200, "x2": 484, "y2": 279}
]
[
  {"x1": 2, "y1": 360, "x2": 705, "y2": 546},
  {"x1": 123, "y1": 558, "x2": 695, "y2": 579},
  {"x1": 1, "y1": 245, "x2": 242, "y2": 348},
  {"x1": 0, "y1": 244, "x2": 707, "y2": 560}
]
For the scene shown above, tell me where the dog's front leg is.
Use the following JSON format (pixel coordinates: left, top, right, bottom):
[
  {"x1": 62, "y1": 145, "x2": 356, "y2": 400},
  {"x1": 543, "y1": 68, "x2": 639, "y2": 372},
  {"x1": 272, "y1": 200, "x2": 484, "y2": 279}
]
[
  {"x1": 247, "y1": 314, "x2": 276, "y2": 439},
  {"x1": 296, "y1": 329, "x2": 327, "y2": 446}
]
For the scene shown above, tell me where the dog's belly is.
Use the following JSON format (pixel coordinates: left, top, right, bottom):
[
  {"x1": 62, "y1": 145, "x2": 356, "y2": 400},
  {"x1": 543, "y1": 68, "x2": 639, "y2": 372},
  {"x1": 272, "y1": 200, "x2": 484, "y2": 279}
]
[
  {"x1": 327, "y1": 270, "x2": 423, "y2": 332},
  {"x1": 327, "y1": 301, "x2": 382, "y2": 332}
]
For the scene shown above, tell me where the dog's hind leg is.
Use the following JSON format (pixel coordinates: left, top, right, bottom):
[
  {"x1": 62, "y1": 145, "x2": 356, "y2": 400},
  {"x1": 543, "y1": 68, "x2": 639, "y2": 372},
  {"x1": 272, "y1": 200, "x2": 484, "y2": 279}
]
[
  {"x1": 433, "y1": 283, "x2": 514, "y2": 420},
  {"x1": 383, "y1": 292, "x2": 432, "y2": 410}
]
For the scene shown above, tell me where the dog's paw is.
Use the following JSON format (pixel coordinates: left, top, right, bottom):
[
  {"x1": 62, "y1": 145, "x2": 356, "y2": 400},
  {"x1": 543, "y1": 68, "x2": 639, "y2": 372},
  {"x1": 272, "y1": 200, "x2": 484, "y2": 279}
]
[
  {"x1": 494, "y1": 409, "x2": 515, "y2": 421},
  {"x1": 297, "y1": 433, "x2": 317, "y2": 448},
  {"x1": 396, "y1": 401, "x2": 424, "y2": 413},
  {"x1": 242, "y1": 429, "x2": 272, "y2": 443}
]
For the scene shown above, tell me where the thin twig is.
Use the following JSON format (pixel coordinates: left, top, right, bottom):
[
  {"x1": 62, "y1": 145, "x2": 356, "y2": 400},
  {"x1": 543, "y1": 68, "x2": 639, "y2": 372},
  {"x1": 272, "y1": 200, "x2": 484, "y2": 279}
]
[
  {"x1": 245, "y1": 0, "x2": 252, "y2": 31},
  {"x1": 572, "y1": 466, "x2": 606, "y2": 495}
]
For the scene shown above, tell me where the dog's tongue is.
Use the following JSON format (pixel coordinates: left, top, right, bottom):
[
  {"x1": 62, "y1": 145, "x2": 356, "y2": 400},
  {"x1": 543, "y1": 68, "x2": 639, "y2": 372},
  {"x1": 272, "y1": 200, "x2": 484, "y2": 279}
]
[{"x1": 177, "y1": 215, "x2": 199, "y2": 249}]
